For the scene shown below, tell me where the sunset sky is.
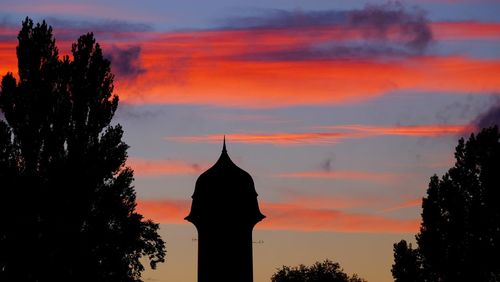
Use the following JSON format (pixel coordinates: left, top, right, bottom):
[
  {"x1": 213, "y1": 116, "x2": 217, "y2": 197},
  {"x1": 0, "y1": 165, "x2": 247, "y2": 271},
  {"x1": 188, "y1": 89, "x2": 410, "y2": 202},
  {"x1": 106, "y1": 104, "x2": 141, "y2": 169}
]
[{"x1": 1, "y1": 0, "x2": 500, "y2": 281}]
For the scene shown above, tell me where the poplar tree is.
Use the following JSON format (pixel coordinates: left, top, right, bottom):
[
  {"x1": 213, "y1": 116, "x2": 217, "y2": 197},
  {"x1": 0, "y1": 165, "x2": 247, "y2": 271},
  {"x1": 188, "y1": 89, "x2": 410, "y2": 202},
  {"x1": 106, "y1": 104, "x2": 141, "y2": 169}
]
[{"x1": 0, "y1": 18, "x2": 165, "y2": 282}]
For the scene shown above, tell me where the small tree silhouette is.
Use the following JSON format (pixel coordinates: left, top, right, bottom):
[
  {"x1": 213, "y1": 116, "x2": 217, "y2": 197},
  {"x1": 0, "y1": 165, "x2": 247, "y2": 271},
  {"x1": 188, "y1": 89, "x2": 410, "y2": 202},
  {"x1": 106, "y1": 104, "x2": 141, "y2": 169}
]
[
  {"x1": 0, "y1": 18, "x2": 165, "y2": 282},
  {"x1": 392, "y1": 126, "x2": 500, "y2": 282},
  {"x1": 271, "y1": 260, "x2": 366, "y2": 282},
  {"x1": 391, "y1": 240, "x2": 421, "y2": 282}
]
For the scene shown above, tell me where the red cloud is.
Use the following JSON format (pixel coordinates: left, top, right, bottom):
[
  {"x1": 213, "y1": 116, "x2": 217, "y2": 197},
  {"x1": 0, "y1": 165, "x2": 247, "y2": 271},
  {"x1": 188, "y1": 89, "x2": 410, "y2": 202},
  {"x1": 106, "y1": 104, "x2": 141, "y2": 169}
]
[
  {"x1": 127, "y1": 158, "x2": 206, "y2": 177},
  {"x1": 136, "y1": 199, "x2": 189, "y2": 225},
  {"x1": 432, "y1": 21, "x2": 500, "y2": 40},
  {"x1": 319, "y1": 124, "x2": 473, "y2": 137},
  {"x1": 165, "y1": 124, "x2": 471, "y2": 145},
  {"x1": 136, "y1": 198, "x2": 420, "y2": 233},
  {"x1": 259, "y1": 202, "x2": 419, "y2": 233},
  {"x1": 0, "y1": 41, "x2": 17, "y2": 76},
  {"x1": 275, "y1": 170, "x2": 397, "y2": 183},
  {"x1": 119, "y1": 54, "x2": 500, "y2": 107},
  {"x1": 165, "y1": 131, "x2": 363, "y2": 145},
  {"x1": 1, "y1": 21, "x2": 499, "y2": 108},
  {"x1": 380, "y1": 198, "x2": 422, "y2": 213}
]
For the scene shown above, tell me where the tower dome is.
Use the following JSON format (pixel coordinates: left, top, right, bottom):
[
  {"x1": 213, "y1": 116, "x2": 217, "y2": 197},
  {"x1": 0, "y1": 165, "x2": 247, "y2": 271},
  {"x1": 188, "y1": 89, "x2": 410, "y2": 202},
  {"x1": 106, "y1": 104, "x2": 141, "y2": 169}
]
[{"x1": 185, "y1": 138, "x2": 265, "y2": 227}]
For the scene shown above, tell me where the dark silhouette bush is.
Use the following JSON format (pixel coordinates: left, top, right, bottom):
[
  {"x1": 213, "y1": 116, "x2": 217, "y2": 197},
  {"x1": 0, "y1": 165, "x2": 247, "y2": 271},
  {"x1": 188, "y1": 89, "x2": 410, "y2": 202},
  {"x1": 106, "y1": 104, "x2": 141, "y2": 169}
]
[{"x1": 272, "y1": 259, "x2": 366, "y2": 282}]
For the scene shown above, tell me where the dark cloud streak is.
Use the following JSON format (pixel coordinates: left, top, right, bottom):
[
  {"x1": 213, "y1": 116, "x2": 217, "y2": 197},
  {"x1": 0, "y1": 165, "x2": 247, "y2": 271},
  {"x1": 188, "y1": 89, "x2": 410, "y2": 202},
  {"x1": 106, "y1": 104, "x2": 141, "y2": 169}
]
[
  {"x1": 221, "y1": 2, "x2": 433, "y2": 61},
  {"x1": 320, "y1": 155, "x2": 335, "y2": 172},
  {"x1": 348, "y1": 2, "x2": 432, "y2": 52},
  {"x1": 106, "y1": 45, "x2": 145, "y2": 79},
  {"x1": 473, "y1": 96, "x2": 500, "y2": 129},
  {"x1": 219, "y1": 9, "x2": 348, "y2": 30}
]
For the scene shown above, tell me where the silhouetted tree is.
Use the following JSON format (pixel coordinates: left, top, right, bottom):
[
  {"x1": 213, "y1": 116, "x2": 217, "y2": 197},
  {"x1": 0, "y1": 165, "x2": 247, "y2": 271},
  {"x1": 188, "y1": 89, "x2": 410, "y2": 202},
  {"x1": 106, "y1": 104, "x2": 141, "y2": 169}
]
[
  {"x1": 0, "y1": 18, "x2": 165, "y2": 282},
  {"x1": 271, "y1": 260, "x2": 367, "y2": 282},
  {"x1": 392, "y1": 126, "x2": 500, "y2": 282},
  {"x1": 391, "y1": 240, "x2": 421, "y2": 282}
]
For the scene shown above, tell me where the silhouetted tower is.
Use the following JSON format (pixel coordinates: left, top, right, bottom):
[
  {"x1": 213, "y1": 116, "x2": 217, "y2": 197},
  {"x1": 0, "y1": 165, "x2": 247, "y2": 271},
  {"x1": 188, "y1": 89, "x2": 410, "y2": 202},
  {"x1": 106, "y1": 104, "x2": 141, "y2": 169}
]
[{"x1": 185, "y1": 138, "x2": 265, "y2": 282}]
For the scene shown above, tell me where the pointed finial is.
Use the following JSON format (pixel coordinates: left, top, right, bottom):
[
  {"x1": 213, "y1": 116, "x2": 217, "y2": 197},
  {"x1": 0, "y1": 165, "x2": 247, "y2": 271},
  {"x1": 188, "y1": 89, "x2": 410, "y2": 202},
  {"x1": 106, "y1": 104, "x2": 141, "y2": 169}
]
[{"x1": 222, "y1": 135, "x2": 227, "y2": 153}]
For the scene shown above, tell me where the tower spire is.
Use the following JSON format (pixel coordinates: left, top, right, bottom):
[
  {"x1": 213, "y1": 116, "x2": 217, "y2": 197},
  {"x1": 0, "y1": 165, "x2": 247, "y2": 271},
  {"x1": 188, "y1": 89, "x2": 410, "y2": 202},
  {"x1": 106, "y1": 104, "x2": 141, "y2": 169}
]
[{"x1": 222, "y1": 135, "x2": 227, "y2": 153}]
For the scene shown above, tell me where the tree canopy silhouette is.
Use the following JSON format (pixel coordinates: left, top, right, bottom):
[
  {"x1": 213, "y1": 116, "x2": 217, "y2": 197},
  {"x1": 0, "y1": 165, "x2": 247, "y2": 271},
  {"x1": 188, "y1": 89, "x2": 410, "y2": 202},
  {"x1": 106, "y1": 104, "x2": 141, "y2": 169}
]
[
  {"x1": 0, "y1": 18, "x2": 165, "y2": 282},
  {"x1": 392, "y1": 126, "x2": 500, "y2": 282},
  {"x1": 271, "y1": 260, "x2": 366, "y2": 282}
]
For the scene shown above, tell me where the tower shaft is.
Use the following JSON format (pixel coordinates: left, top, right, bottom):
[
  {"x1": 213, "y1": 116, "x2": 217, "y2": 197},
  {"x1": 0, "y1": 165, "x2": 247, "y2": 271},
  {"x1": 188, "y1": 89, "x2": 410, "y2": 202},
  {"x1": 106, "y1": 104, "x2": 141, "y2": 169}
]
[{"x1": 197, "y1": 225, "x2": 253, "y2": 282}]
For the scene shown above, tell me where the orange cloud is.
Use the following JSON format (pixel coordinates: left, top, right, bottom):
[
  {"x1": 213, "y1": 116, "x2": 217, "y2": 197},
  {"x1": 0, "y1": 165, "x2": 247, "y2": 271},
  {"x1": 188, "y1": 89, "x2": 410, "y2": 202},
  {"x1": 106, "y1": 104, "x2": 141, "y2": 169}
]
[
  {"x1": 165, "y1": 124, "x2": 470, "y2": 145},
  {"x1": 136, "y1": 198, "x2": 419, "y2": 233},
  {"x1": 127, "y1": 158, "x2": 206, "y2": 177},
  {"x1": 277, "y1": 195, "x2": 384, "y2": 210},
  {"x1": 136, "y1": 199, "x2": 189, "y2": 225},
  {"x1": 2, "y1": 21, "x2": 500, "y2": 108},
  {"x1": 0, "y1": 41, "x2": 18, "y2": 76},
  {"x1": 165, "y1": 132, "x2": 362, "y2": 145},
  {"x1": 432, "y1": 21, "x2": 500, "y2": 40},
  {"x1": 259, "y1": 202, "x2": 419, "y2": 233},
  {"x1": 112, "y1": 22, "x2": 500, "y2": 107},
  {"x1": 380, "y1": 198, "x2": 422, "y2": 213},
  {"x1": 119, "y1": 54, "x2": 500, "y2": 107},
  {"x1": 320, "y1": 124, "x2": 473, "y2": 137},
  {"x1": 275, "y1": 170, "x2": 397, "y2": 183}
]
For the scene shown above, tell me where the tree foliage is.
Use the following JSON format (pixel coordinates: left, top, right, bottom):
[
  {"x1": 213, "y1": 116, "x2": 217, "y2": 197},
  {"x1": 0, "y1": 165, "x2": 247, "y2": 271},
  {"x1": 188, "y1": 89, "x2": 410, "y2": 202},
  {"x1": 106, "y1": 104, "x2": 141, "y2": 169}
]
[
  {"x1": 391, "y1": 240, "x2": 421, "y2": 282},
  {"x1": 0, "y1": 18, "x2": 165, "y2": 282},
  {"x1": 392, "y1": 126, "x2": 500, "y2": 282},
  {"x1": 271, "y1": 260, "x2": 367, "y2": 282}
]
